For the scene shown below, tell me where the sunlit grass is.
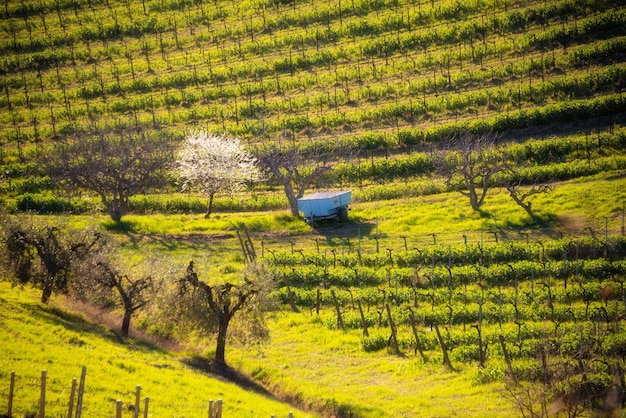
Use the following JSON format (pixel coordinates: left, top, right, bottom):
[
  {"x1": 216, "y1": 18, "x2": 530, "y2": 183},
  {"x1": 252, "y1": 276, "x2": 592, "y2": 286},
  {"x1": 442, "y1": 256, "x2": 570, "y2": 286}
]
[
  {"x1": 228, "y1": 311, "x2": 516, "y2": 417},
  {"x1": 9, "y1": 172, "x2": 624, "y2": 417},
  {"x1": 0, "y1": 282, "x2": 315, "y2": 418}
]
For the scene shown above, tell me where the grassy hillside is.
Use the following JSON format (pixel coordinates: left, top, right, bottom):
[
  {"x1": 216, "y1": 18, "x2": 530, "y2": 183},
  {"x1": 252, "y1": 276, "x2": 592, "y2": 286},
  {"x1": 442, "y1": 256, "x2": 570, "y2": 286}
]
[{"x1": 0, "y1": 281, "x2": 315, "y2": 417}]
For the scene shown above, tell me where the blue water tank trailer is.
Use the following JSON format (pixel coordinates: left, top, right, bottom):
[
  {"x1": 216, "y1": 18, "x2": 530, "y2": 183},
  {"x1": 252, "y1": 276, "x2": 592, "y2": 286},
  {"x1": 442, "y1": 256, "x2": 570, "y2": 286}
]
[{"x1": 297, "y1": 190, "x2": 352, "y2": 223}]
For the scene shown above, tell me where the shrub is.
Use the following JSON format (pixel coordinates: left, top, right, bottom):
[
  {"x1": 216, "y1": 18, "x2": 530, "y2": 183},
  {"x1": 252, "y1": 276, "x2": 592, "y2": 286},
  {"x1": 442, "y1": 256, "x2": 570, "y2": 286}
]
[
  {"x1": 15, "y1": 193, "x2": 91, "y2": 214},
  {"x1": 360, "y1": 334, "x2": 387, "y2": 352}
]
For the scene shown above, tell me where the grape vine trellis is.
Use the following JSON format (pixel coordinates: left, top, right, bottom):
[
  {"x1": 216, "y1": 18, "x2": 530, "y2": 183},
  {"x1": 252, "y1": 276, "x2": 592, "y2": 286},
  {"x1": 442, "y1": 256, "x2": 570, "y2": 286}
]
[
  {"x1": 1, "y1": 0, "x2": 624, "y2": 149},
  {"x1": 1, "y1": 0, "x2": 625, "y2": 216},
  {"x1": 266, "y1": 228, "x2": 626, "y2": 412}
]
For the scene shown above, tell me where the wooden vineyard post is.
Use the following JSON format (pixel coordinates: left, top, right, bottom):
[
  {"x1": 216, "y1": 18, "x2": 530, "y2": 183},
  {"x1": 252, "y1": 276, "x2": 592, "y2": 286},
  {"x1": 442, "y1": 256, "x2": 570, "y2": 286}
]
[
  {"x1": 75, "y1": 366, "x2": 87, "y2": 418},
  {"x1": 315, "y1": 288, "x2": 321, "y2": 315},
  {"x1": 472, "y1": 324, "x2": 485, "y2": 368},
  {"x1": 357, "y1": 299, "x2": 369, "y2": 337},
  {"x1": 116, "y1": 400, "x2": 123, "y2": 418},
  {"x1": 286, "y1": 284, "x2": 299, "y2": 312},
  {"x1": 386, "y1": 304, "x2": 400, "y2": 354},
  {"x1": 499, "y1": 335, "x2": 514, "y2": 379},
  {"x1": 408, "y1": 311, "x2": 427, "y2": 362},
  {"x1": 8, "y1": 370, "x2": 15, "y2": 417},
  {"x1": 622, "y1": 203, "x2": 626, "y2": 236},
  {"x1": 236, "y1": 230, "x2": 249, "y2": 263},
  {"x1": 39, "y1": 370, "x2": 46, "y2": 418},
  {"x1": 144, "y1": 397, "x2": 150, "y2": 418},
  {"x1": 243, "y1": 224, "x2": 256, "y2": 261},
  {"x1": 134, "y1": 385, "x2": 141, "y2": 418},
  {"x1": 67, "y1": 377, "x2": 77, "y2": 418},
  {"x1": 331, "y1": 290, "x2": 344, "y2": 330},
  {"x1": 434, "y1": 324, "x2": 452, "y2": 370},
  {"x1": 375, "y1": 217, "x2": 379, "y2": 253}
]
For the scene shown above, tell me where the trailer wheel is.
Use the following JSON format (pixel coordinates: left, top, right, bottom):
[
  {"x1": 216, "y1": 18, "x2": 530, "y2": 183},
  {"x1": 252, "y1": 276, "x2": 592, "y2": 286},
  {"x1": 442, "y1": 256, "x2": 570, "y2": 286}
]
[{"x1": 338, "y1": 207, "x2": 348, "y2": 222}]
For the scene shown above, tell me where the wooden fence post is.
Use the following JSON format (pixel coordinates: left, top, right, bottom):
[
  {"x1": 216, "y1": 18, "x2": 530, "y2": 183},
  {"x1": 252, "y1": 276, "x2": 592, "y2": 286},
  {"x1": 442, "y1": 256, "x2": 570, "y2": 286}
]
[
  {"x1": 39, "y1": 370, "x2": 46, "y2": 418},
  {"x1": 144, "y1": 397, "x2": 150, "y2": 418},
  {"x1": 8, "y1": 370, "x2": 15, "y2": 417},
  {"x1": 134, "y1": 385, "x2": 141, "y2": 418},
  {"x1": 116, "y1": 400, "x2": 123, "y2": 418},
  {"x1": 209, "y1": 399, "x2": 222, "y2": 418},
  {"x1": 67, "y1": 377, "x2": 77, "y2": 418},
  {"x1": 75, "y1": 366, "x2": 86, "y2": 418}
]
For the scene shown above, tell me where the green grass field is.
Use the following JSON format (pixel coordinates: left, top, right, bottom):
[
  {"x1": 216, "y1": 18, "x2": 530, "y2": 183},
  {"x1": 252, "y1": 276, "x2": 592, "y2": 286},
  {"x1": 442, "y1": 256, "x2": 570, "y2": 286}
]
[{"x1": 0, "y1": 281, "x2": 316, "y2": 417}]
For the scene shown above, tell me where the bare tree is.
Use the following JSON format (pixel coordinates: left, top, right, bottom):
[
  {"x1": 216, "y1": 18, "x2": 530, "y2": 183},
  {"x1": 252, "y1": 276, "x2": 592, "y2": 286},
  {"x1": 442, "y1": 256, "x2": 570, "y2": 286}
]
[
  {"x1": 255, "y1": 141, "x2": 355, "y2": 217},
  {"x1": 500, "y1": 166, "x2": 553, "y2": 223},
  {"x1": 43, "y1": 130, "x2": 175, "y2": 222},
  {"x1": 0, "y1": 215, "x2": 101, "y2": 303},
  {"x1": 436, "y1": 133, "x2": 505, "y2": 212},
  {"x1": 175, "y1": 131, "x2": 262, "y2": 218},
  {"x1": 167, "y1": 260, "x2": 274, "y2": 367},
  {"x1": 73, "y1": 242, "x2": 158, "y2": 336}
]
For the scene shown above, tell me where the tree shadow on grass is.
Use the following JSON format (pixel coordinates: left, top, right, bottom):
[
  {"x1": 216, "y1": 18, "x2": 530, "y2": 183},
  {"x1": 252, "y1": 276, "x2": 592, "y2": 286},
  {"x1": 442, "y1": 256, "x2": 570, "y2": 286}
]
[
  {"x1": 182, "y1": 356, "x2": 365, "y2": 418},
  {"x1": 308, "y1": 217, "x2": 376, "y2": 241},
  {"x1": 181, "y1": 356, "x2": 276, "y2": 398},
  {"x1": 21, "y1": 299, "x2": 171, "y2": 354}
]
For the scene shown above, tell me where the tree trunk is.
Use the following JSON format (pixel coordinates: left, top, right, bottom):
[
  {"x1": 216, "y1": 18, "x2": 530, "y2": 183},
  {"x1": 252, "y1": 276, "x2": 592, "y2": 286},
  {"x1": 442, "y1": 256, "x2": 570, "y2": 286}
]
[
  {"x1": 120, "y1": 304, "x2": 134, "y2": 336},
  {"x1": 282, "y1": 182, "x2": 299, "y2": 217},
  {"x1": 506, "y1": 186, "x2": 540, "y2": 222},
  {"x1": 205, "y1": 193, "x2": 215, "y2": 219},
  {"x1": 467, "y1": 187, "x2": 478, "y2": 211},
  {"x1": 41, "y1": 285, "x2": 52, "y2": 304},
  {"x1": 105, "y1": 199, "x2": 124, "y2": 222},
  {"x1": 215, "y1": 315, "x2": 230, "y2": 365}
]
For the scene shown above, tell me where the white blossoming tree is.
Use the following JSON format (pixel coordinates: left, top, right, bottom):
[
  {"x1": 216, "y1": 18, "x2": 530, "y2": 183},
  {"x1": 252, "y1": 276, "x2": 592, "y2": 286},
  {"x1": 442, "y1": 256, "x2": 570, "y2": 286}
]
[{"x1": 175, "y1": 131, "x2": 262, "y2": 218}]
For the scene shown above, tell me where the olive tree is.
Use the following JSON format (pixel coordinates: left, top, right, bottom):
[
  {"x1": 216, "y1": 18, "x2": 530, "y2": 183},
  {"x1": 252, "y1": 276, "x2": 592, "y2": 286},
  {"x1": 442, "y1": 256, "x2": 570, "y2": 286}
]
[
  {"x1": 72, "y1": 239, "x2": 159, "y2": 336},
  {"x1": 175, "y1": 131, "x2": 262, "y2": 218},
  {"x1": 163, "y1": 260, "x2": 275, "y2": 367},
  {"x1": 43, "y1": 130, "x2": 175, "y2": 222},
  {"x1": 0, "y1": 215, "x2": 101, "y2": 303}
]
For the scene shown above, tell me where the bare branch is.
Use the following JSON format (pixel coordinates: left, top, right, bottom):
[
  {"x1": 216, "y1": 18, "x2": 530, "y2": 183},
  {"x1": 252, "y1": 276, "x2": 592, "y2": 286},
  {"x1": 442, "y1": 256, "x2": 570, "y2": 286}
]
[
  {"x1": 42, "y1": 131, "x2": 175, "y2": 221},
  {"x1": 435, "y1": 133, "x2": 505, "y2": 211}
]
